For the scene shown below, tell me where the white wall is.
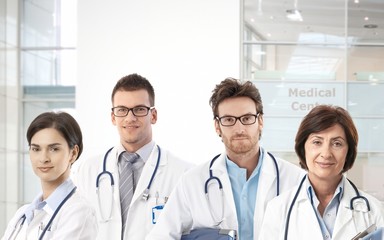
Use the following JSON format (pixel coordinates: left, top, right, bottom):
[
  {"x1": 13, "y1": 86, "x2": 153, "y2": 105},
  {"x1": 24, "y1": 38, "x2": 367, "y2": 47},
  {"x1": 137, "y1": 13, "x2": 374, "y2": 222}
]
[{"x1": 76, "y1": 0, "x2": 240, "y2": 164}]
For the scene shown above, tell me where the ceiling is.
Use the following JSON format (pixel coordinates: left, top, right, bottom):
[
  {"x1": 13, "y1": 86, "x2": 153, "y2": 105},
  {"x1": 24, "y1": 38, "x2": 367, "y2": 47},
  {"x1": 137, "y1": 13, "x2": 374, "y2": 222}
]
[{"x1": 243, "y1": 0, "x2": 384, "y2": 43}]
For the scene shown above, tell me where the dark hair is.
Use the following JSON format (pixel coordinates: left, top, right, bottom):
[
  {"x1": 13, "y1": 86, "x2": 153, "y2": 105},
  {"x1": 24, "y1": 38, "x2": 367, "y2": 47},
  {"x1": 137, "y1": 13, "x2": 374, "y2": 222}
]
[
  {"x1": 111, "y1": 73, "x2": 155, "y2": 106},
  {"x1": 209, "y1": 77, "x2": 264, "y2": 119},
  {"x1": 295, "y1": 105, "x2": 358, "y2": 173},
  {"x1": 26, "y1": 112, "x2": 83, "y2": 161}
]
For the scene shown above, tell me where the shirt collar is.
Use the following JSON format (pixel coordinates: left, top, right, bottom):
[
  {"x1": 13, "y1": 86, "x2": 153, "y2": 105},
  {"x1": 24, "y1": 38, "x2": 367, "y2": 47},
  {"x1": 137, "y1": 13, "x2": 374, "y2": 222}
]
[
  {"x1": 24, "y1": 178, "x2": 75, "y2": 223},
  {"x1": 225, "y1": 147, "x2": 264, "y2": 179},
  {"x1": 306, "y1": 176, "x2": 344, "y2": 205},
  {"x1": 118, "y1": 141, "x2": 155, "y2": 164}
]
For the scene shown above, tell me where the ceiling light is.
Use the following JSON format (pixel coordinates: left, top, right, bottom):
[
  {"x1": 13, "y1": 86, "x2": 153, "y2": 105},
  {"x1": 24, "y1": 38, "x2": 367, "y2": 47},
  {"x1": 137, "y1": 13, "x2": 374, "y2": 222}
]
[{"x1": 286, "y1": 9, "x2": 303, "y2": 21}]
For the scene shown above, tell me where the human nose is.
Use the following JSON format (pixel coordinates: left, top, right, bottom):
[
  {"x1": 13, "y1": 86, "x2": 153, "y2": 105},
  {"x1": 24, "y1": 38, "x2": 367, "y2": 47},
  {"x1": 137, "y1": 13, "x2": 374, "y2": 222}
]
[
  {"x1": 38, "y1": 150, "x2": 50, "y2": 163},
  {"x1": 233, "y1": 119, "x2": 246, "y2": 133},
  {"x1": 320, "y1": 145, "x2": 332, "y2": 159},
  {"x1": 124, "y1": 109, "x2": 138, "y2": 120}
]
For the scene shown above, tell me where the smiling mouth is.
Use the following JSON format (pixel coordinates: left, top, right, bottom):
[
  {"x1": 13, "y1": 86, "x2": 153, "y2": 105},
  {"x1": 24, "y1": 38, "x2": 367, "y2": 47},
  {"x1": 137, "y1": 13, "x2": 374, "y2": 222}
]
[
  {"x1": 124, "y1": 125, "x2": 138, "y2": 129},
  {"x1": 316, "y1": 162, "x2": 334, "y2": 167},
  {"x1": 38, "y1": 167, "x2": 53, "y2": 172}
]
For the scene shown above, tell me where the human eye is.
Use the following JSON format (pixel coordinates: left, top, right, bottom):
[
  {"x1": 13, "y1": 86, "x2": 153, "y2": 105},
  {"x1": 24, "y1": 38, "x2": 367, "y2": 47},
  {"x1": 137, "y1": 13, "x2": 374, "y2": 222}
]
[
  {"x1": 312, "y1": 139, "x2": 322, "y2": 146},
  {"x1": 49, "y1": 146, "x2": 60, "y2": 152},
  {"x1": 134, "y1": 106, "x2": 147, "y2": 114},
  {"x1": 332, "y1": 140, "x2": 344, "y2": 148},
  {"x1": 241, "y1": 115, "x2": 254, "y2": 124},
  {"x1": 221, "y1": 117, "x2": 235, "y2": 125},
  {"x1": 30, "y1": 146, "x2": 39, "y2": 152},
  {"x1": 118, "y1": 107, "x2": 128, "y2": 113}
]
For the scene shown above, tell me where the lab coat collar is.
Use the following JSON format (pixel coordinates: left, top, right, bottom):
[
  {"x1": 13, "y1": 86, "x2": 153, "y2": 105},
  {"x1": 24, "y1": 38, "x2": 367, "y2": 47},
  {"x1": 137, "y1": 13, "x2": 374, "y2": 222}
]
[
  {"x1": 210, "y1": 147, "x2": 265, "y2": 176},
  {"x1": 257, "y1": 148, "x2": 278, "y2": 196},
  {"x1": 294, "y1": 175, "x2": 359, "y2": 238},
  {"x1": 210, "y1": 151, "x2": 227, "y2": 174},
  {"x1": 105, "y1": 143, "x2": 164, "y2": 184}
]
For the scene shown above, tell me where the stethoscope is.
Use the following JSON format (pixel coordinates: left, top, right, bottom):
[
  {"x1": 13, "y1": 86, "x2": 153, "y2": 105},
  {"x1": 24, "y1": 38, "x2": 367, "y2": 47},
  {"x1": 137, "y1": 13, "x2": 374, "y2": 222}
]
[
  {"x1": 95, "y1": 145, "x2": 161, "y2": 222},
  {"x1": 8, "y1": 187, "x2": 76, "y2": 240},
  {"x1": 205, "y1": 152, "x2": 280, "y2": 225},
  {"x1": 283, "y1": 175, "x2": 371, "y2": 240}
]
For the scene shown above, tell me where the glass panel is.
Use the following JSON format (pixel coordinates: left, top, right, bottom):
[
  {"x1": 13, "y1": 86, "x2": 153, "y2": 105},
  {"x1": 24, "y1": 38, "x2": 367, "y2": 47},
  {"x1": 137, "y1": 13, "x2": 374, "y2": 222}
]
[
  {"x1": 347, "y1": 0, "x2": 384, "y2": 44},
  {"x1": 347, "y1": 82, "x2": 384, "y2": 116},
  {"x1": 22, "y1": 0, "x2": 58, "y2": 47},
  {"x1": 243, "y1": 0, "x2": 384, "y2": 202},
  {"x1": 349, "y1": 153, "x2": 384, "y2": 201},
  {"x1": 0, "y1": 0, "x2": 4, "y2": 46},
  {"x1": 21, "y1": 49, "x2": 77, "y2": 86},
  {"x1": 22, "y1": 0, "x2": 77, "y2": 48},
  {"x1": 260, "y1": 117, "x2": 302, "y2": 152},
  {"x1": 0, "y1": 95, "x2": 4, "y2": 149},
  {"x1": 254, "y1": 81, "x2": 346, "y2": 116},
  {"x1": 243, "y1": 0, "x2": 346, "y2": 43},
  {"x1": 244, "y1": 44, "x2": 346, "y2": 81},
  {"x1": 347, "y1": 46, "x2": 384, "y2": 82},
  {"x1": 353, "y1": 118, "x2": 384, "y2": 152},
  {"x1": 24, "y1": 85, "x2": 75, "y2": 100}
]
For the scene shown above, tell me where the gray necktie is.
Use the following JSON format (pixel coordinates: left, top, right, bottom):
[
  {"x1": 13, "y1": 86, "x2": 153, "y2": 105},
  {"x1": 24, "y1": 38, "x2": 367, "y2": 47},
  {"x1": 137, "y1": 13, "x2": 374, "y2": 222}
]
[{"x1": 119, "y1": 152, "x2": 142, "y2": 237}]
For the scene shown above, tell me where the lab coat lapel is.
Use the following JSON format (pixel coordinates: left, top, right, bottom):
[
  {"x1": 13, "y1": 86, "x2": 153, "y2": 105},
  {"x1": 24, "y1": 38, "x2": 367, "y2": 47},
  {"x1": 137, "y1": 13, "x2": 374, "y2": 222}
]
[
  {"x1": 105, "y1": 147, "x2": 123, "y2": 225},
  {"x1": 294, "y1": 189, "x2": 324, "y2": 238},
  {"x1": 107, "y1": 145, "x2": 124, "y2": 187},
  {"x1": 333, "y1": 180, "x2": 359, "y2": 239},
  {"x1": 210, "y1": 153, "x2": 238, "y2": 229},
  {"x1": 255, "y1": 153, "x2": 277, "y2": 228},
  {"x1": 131, "y1": 145, "x2": 162, "y2": 205}
]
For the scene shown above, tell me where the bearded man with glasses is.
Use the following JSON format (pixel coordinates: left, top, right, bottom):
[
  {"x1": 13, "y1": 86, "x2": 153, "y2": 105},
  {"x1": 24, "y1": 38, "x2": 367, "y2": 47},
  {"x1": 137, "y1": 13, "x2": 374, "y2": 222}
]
[{"x1": 147, "y1": 77, "x2": 305, "y2": 240}]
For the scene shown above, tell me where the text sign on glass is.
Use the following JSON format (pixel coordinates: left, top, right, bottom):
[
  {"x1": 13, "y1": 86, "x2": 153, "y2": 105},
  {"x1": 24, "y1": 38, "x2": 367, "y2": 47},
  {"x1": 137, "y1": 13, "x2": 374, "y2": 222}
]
[{"x1": 254, "y1": 81, "x2": 345, "y2": 116}]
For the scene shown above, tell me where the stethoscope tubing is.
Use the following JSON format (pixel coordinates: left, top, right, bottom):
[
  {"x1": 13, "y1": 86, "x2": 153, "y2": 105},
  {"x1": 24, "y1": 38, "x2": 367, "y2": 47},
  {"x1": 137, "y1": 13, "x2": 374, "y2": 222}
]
[
  {"x1": 204, "y1": 151, "x2": 280, "y2": 225},
  {"x1": 8, "y1": 215, "x2": 26, "y2": 240},
  {"x1": 205, "y1": 152, "x2": 280, "y2": 195},
  {"x1": 96, "y1": 145, "x2": 161, "y2": 222},
  {"x1": 39, "y1": 187, "x2": 77, "y2": 240},
  {"x1": 9, "y1": 187, "x2": 76, "y2": 240},
  {"x1": 283, "y1": 175, "x2": 370, "y2": 240},
  {"x1": 143, "y1": 145, "x2": 161, "y2": 200},
  {"x1": 96, "y1": 147, "x2": 115, "y2": 188}
]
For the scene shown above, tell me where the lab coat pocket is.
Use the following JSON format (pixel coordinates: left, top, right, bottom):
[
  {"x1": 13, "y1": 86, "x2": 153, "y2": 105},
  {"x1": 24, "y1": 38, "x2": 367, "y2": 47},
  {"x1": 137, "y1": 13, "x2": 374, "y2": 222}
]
[
  {"x1": 146, "y1": 193, "x2": 167, "y2": 227},
  {"x1": 39, "y1": 224, "x2": 55, "y2": 239}
]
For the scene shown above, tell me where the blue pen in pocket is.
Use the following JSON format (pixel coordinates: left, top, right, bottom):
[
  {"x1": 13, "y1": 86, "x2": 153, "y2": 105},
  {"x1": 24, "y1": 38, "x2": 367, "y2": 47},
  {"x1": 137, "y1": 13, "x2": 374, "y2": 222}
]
[{"x1": 151, "y1": 205, "x2": 164, "y2": 224}]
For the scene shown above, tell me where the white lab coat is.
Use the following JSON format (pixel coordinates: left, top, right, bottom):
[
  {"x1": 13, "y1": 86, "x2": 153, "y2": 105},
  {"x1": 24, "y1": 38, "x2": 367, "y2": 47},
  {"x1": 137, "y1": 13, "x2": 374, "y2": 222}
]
[
  {"x1": 71, "y1": 143, "x2": 194, "y2": 240},
  {"x1": 1, "y1": 191, "x2": 98, "y2": 240},
  {"x1": 259, "y1": 175, "x2": 384, "y2": 240},
  {"x1": 146, "y1": 150, "x2": 306, "y2": 240}
]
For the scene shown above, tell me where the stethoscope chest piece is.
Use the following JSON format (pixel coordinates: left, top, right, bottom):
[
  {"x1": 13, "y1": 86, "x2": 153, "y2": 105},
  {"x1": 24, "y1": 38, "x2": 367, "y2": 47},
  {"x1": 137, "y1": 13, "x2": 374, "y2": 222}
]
[{"x1": 350, "y1": 196, "x2": 370, "y2": 213}]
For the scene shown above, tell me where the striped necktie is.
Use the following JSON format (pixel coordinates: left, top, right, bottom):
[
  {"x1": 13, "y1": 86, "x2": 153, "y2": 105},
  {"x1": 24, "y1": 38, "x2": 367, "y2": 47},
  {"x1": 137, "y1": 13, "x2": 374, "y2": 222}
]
[{"x1": 119, "y1": 152, "x2": 141, "y2": 238}]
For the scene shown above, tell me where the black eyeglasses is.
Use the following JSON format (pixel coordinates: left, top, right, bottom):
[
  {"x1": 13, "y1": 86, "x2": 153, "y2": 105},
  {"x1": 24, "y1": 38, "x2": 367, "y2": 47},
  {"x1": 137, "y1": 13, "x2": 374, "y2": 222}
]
[
  {"x1": 111, "y1": 106, "x2": 154, "y2": 117},
  {"x1": 216, "y1": 113, "x2": 259, "y2": 126}
]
